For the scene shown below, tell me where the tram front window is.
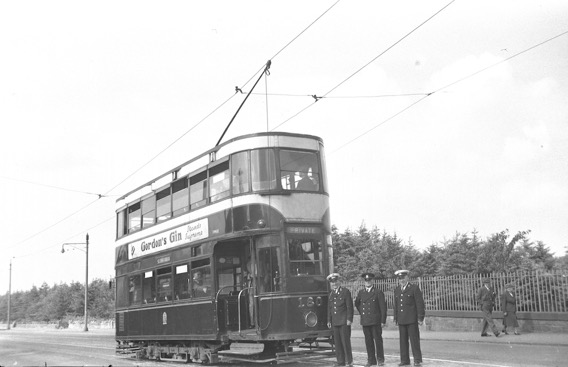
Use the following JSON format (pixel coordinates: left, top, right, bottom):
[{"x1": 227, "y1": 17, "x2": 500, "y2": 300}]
[
  {"x1": 288, "y1": 238, "x2": 323, "y2": 276},
  {"x1": 279, "y1": 150, "x2": 319, "y2": 191}
]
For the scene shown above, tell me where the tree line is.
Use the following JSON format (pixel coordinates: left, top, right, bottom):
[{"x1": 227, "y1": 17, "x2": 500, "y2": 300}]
[
  {"x1": 0, "y1": 278, "x2": 113, "y2": 325},
  {"x1": 1, "y1": 224, "x2": 566, "y2": 324},
  {"x1": 332, "y1": 224, "x2": 567, "y2": 280}
]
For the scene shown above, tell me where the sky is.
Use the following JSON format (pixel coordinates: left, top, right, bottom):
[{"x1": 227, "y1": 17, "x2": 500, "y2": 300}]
[{"x1": 1, "y1": 0, "x2": 567, "y2": 294}]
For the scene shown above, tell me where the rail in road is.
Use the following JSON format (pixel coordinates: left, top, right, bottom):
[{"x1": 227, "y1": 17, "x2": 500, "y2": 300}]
[{"x1": 1, "y1": 328, "x2": 566, "y2": 366}]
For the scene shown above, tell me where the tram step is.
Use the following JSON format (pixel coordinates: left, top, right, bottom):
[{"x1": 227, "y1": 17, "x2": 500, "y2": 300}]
[{"x1": 219, "y1": 342, "x2": 265, "y2": 356}]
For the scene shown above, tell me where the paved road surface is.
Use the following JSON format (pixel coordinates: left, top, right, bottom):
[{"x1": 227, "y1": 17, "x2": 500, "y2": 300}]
[{"x1": 1, "y1": 327, "x2": 567, "y2": 366}]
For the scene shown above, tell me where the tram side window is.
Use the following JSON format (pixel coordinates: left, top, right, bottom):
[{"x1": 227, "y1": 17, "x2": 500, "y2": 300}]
[
  {"x1": 129, "y1": 275, "x2": 141, "y2": 305},
  {"x1": 190, "y1": 171, "x2": 208, "y2": 210},
  {"x1": 143, "y1": 271, "x2": 156, "y2": 304},
  {"x1": 288, "y1": 238, "x2": 323, "y2": 276},
  {"x1": 251, "y1": 149, "x2": 276, "y2": 191},
  {"x1": 231, "y1": 151, "x2": 250, "y2": 195},
  {"x1": 156, "y1": 187, "x2": 171, "y2": 223},
  {"x1": 279, "y1": 150, "x2": 319, "y2": 191},
  {"x1": 174, "y1": 264, "x2": 191, "y2": 300},
  {"x1": 142, "y1": 195, "x2": 156, "y2": 228},
  {"x1": 128, "y1": 202, "x2": 141, "y2": 233},
  {"x1": 157, "y1": 266, "x2": 172, "y2": 302},
  {"x1": 191, "y1": 259, "x2": 211, "y2": 297},
  {"x1": 172, "y1": 178, "x2": 189, "y2": 217},
  {"x1": 209, "y1": 161, "x2": 230, "y2": 203}
]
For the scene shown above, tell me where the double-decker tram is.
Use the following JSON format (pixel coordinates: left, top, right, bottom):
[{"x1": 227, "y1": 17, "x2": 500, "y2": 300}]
[{"x1": 114, "y1": 132, "x2": 333, "y2": 363}]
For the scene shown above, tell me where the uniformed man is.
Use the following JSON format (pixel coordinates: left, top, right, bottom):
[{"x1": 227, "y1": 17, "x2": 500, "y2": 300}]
[
  {"x1": 393, "y1": 270, "x2": 424, "y2": 367},
  {"x1": 355, "y1": 272, "x2": 387, "y2": 367},
  {"x1": 327, "y1": 273, "x2": 354, "y2": 367}
]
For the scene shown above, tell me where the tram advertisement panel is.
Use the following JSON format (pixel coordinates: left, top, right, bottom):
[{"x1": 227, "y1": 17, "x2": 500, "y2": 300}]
[{"x1": 129, "y1": 218, "x2": 208, "y2": 260}]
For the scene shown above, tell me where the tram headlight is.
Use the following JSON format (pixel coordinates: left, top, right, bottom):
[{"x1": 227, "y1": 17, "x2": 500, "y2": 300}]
[{"x1": 304, "y1": 311, "x2": 318, "y2": 328}]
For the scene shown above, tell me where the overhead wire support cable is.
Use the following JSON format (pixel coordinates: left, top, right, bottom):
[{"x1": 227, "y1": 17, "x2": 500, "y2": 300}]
[{"x1": 216, "y1": 60, "x2": 272, "y2": 147}]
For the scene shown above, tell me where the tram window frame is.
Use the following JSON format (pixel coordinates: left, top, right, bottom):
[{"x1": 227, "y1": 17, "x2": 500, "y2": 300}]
[
  {"x1": 251, "y1": 149, "x2": 276, "y2": 192},
  {"x1": 128, "y1": 202, "x2": 141, "y2": 233},
  {"x1": 142, "y1": 270, "x2": 156, "y2": 304},
  {"x1": 209, "y1": 160, "x2": 230, "y2": 203},
  {"x1": 172, "y1": 177, "x2": 189, "y2": 217},
  {"x1": 157, "y1": 266, "x2": 173, "y2": 302},
  {"x1": 287, "y1": 236, "x2": 324, "y2": 277},
  {"x1": 191, "y1": 258, "x2": 212, "y2": 298},
  {"x1": 174, "y1": 264, "x2": 191, "y2": 300},
  {"x1": 231, "y1": 150, "x2": 250, "y2": 195},
  {"x1": 116, "y1": 209, "x2": 127, "y2": 238},
  {"x1": 141, "y1": 195, "x2": 156, "y2": 229},
  {"x1": 156, "y1": 187, "x2": 172, "y2": 223},
  {"x1": 279, "y1": 150, "x2": 320, "y2": 192},
  {"x1": 190, "y1": 170, "x2": 208, "y2": 210}
]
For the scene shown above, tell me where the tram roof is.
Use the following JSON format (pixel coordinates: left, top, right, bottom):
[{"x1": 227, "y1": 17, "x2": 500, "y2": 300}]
[{"x1": 116, "y1": 131, "x2": 323, "y2": 203}]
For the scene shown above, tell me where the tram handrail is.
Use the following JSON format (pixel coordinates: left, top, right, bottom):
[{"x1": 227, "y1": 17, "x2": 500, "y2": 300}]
[
  {"x1": 214, "y1": 285, "x2": 255, "y2": 334},
  {"x1": 236, "y1": 287, "x2": 254, "y2": 333}
]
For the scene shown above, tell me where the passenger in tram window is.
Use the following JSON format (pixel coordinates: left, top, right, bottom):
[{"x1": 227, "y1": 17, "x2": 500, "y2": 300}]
[
  {"x1": 296, "y1": 167, "x2": 317, "y2": 191},
  {"x1": 192, "y1": 270, "x2": 211, "y2": 297}
]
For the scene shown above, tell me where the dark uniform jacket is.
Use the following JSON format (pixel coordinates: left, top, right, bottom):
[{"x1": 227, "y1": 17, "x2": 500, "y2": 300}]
[
  {"x1": 393, "y1": 283, "x2": 425, "y2": 325},
  {"x1": 476, "y1": 285, "x2": 496, "y2": 310},
  {"x1": 328, "y1": 286, "x2": 354, "y2": 326},
  {"x1": 355, "y1": 286, "x2": 387, "y2": 326}
]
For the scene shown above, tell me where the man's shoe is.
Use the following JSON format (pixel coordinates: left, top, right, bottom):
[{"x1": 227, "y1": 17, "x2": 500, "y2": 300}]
[
  {"x1": 514, "y1": 331, "x2": 521, "y2": 335},
  {"x1": 377, "y1": 363, "x2": 385, "y2": 367},
  {"x1": 399, "y1": 363, "x2": 411, "y2": 366},
  {"x1": 365, "y1": 364, "x2": 372, "y2": 367},
  {"x1": 414, "y1": 362, "x2": 422, "y2": 366},
  {"x1": 481, "y1": 333, "x2": 489, "y2": 337},
  {"x1": 495, "y1": 331, "x2": 500, "y2": 337}
]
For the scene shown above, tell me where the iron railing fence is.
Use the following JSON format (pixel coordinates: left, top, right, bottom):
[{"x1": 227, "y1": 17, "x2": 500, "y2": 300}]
[{"x1": 343, "y1": 270, "x2": 568, "y2": 313}]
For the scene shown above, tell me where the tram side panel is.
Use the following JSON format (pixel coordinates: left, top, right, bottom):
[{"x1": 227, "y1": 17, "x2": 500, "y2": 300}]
[{"x1": 117, "y1": 302, "x2": 217, "y2": 340}]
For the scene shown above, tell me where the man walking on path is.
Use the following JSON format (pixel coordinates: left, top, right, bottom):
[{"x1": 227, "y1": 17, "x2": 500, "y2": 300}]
[
  {"x1": 327, "y1": 273, "x2": 354, "y2": 367},
  {"x1": 393, "y1": 270, "x2": 425, "y2": 367},
  {"x1": 355, "y1": 272, "x2": 387, "y2": 367},
  {"x1": 477, "y1": 278, "x2": 501, "y2": 337}
]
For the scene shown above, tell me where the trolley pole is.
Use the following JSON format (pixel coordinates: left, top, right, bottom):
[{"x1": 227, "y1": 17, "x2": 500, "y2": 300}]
[{"x1": 61, "y1": 233, "x2": 89, "y2": 332}]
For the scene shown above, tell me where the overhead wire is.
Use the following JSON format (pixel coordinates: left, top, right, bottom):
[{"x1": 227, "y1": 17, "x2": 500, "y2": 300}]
[
  {"x1": 0, "y1": 175, "x2": 110, "y2": 198},
  {"x1": 330, "y1": 29, "x2": 568, "y2": 154},
  {"x1": 271, "y1": 0, "x2": 456, "y2": 131}
]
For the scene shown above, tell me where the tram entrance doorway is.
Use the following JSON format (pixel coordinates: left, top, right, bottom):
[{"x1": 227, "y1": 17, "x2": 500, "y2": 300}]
[{"x1": 214, "y1": 239, "x2": 254, "y2": 332}]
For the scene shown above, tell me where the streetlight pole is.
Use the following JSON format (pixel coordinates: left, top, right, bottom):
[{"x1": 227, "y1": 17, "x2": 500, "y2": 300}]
[
  {"x1": 61, "y1": 233, "x2": 89, "y2": 332},
  {"x1": 7, "y1": 258, "x2": 12, "y2": 330}
]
